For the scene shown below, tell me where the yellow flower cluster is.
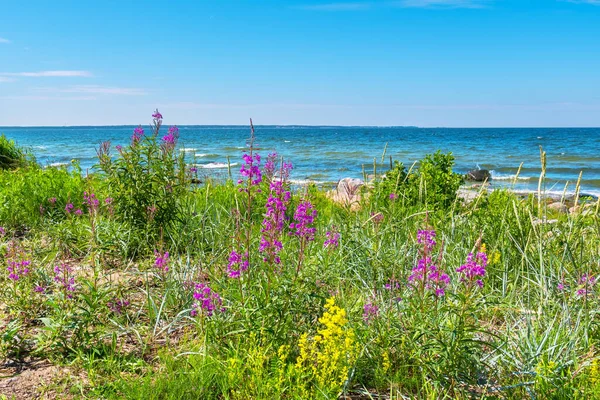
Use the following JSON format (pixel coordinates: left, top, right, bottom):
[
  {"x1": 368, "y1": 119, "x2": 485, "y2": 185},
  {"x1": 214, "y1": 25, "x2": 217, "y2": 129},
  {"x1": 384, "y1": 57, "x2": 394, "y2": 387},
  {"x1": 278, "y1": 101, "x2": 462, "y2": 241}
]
[
  {"x1": 296, "y1": 297, "x2": 358, "y2": 390},
  {"x1": 481, "y1": 243, "x2": 501, "y2": 265}
]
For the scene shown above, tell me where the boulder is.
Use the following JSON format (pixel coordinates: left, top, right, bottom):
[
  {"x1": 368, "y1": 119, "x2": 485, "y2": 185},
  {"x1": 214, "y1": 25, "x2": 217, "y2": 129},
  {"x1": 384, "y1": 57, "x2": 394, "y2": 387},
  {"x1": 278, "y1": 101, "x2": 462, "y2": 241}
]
[
  {"x1": 327, "y1": 178, "x2": 364, "y2": 210},
  {"x1": 548, "y1": 202, "x2": 568, "y2": 213},
  {"x1": 465, "y1": 169, "x2": 491, "y2": 182}
]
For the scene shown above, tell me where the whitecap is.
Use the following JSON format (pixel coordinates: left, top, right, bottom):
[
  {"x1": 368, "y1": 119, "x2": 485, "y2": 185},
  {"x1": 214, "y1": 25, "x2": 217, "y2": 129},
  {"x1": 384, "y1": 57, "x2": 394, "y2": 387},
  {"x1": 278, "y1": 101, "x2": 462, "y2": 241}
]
[
  {"x1": 197, "y1": 162, "x2": 237, "y2": 169},
  {"x1": 180, "y1": 148, "x2": 197, "y2": 152},
  {"x1": 490, "y1": 170, "x2": 532, "y2": 181}
]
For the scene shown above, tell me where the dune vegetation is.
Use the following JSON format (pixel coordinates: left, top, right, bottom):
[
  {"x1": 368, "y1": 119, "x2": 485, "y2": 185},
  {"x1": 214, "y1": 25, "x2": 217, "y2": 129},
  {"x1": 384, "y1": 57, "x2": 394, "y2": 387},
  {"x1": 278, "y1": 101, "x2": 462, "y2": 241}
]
[{"x1": 1, "y1": 111, "x2": 599, "y2": 399}]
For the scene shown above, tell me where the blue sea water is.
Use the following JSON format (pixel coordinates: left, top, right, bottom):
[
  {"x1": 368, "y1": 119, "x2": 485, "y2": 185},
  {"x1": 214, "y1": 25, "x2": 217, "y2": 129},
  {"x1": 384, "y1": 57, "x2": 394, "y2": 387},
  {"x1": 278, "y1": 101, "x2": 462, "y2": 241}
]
[{"x1": 2, "y1": 126, "x2": 600, "y2": 196}]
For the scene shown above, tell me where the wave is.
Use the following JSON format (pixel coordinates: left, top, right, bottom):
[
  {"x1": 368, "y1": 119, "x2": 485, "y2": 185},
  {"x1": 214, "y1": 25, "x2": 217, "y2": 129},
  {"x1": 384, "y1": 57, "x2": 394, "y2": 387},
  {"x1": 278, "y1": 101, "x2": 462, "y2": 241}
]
[
  {"x1": 197, "y1": 162, "x2": 237, "y2": 169},
  {"x1": 180, "y1": 148, "x2": 197, "y2": 152},
  {"x1": 490, "y1": 170, "x2": 533, "y2": 181},
  {"x1": 47, "y1": 162, "x2": 69, "y2": 167},
  {"x1": 195, "y1": 153, "x2": 219, "y2": 158}
]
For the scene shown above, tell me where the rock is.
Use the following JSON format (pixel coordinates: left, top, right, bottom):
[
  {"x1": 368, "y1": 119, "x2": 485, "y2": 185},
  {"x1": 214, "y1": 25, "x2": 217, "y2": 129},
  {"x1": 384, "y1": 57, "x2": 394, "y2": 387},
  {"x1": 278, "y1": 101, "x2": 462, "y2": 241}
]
[
  {"x1": 466, "y1": 169, "x2": 491, "y2": 182},
  {"x1": 548, "y1": 202, "x2": 568, "y2": 213},
  {"x1": 327, "y1": 178, "x2": 364, "y2": 210}
]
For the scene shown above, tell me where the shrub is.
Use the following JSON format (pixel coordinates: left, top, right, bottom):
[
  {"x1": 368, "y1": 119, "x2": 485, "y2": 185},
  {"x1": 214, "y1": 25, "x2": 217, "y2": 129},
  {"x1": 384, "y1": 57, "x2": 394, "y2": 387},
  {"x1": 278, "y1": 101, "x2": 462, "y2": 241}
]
[{"x1": 0, "y1": 134, "x2": 34, "y2": 170}]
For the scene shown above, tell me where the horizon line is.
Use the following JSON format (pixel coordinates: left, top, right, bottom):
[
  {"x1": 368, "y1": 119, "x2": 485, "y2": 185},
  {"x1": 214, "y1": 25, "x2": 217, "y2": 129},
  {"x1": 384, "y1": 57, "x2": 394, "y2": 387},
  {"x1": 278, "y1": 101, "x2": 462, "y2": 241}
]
[{"x1": 2, "y1": 124, "x2": 600, "y2": 129}]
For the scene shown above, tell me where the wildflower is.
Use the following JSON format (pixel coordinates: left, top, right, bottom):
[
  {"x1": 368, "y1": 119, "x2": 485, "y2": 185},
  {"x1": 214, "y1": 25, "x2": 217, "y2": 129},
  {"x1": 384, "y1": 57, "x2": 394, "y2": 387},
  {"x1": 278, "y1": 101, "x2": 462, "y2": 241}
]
[
  {"x1": 189, "y1": 166, "x2": 198, "y2": 173},
  {"x1": 227, "y1": 250, "x2": 249, "y2": 278},
  {"x1": 7, "y1": 259, "x2": 31, "y2": 281},
  {"x1": 389, "y1": 193, "x2": 398, "y2": 200},
  {"x1": 74, "y1": 209, "x2": 83, "y2": 216},
  {"x1": 260, "y1": 182, "x2": 291, "y2": 265},
  {"x1": 54, "y1": 264, "x2": 76, "y2": 298},
  {"x1": 131, "y1": 125, "x2": 144, "y2": 145},
  {"x1": 456, "y1": 251, "x2": 487, "y2": 288},
  {"x1": 417, "y1": 229, "x2": 436, "y2": 252},
  {"x1": 577, "y1": 274, "x2": 596, "y2": 298},
  {"x1": 295, "y1": 297, "x2": 357, "y2": 389},
  {"x1": 409, "y1": 256, "x2": 450, "y2": 297},
  {"x1": 324, "y1": 228, "x2": 340, "y2": 249},
  {"x1": 39, "y1": 204, "x2": 46, "y2": 215},
  {"x1": 191, "y1": 283, "x2": 224, "y2": 317},
  {"x1": 34, "y1": 285, "x2": 45, "y2": 293},
  {"x1": 362, "y1": 300, "x2": 379, "y2": 324},
  {"x1": 152, "y1": 109, "x2": 163, "y2": 121},
  {"x1": 0, "y1": 226, "x2": 5, "y2": 237},
  {"x1": 116, "y1": 145, "x2": 123, "y2": 152},
  {"x1": 239, "y1": 153, "x2": 262, "y2": 186},
  {"x1": 48, "y1": 197, "x2": 57, "y2": 205},
  {"x1": 154, "y1": 251, "x2": 170, "y2": 272},
  {"x1": 65, "y1": 203, "x2": 74, "y2": 214},
  {"x1": 557, "y1": 282, "x2": 566, "y2": 291},
  {"x1": 371, "y1": 212, "x2": 384, "y2": 224},
  {"x1": 290, "y1": 201, "x2": 317, "y2": 241},
  {"x1": 108, "y1": 298, "x2": 130, "y2": 314},
  {"x1": 161, "y1": 126, "x2": 179, "y2": 151}
]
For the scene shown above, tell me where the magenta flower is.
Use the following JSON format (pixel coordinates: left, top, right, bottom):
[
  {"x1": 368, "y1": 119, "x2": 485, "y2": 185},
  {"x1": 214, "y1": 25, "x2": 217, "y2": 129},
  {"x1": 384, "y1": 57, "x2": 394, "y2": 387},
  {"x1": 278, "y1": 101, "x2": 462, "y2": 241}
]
[
  {"x1": 65, "y1": 203, "x2": 74, "y2": 214},
  {"x1": 108, "y1": 298, "x2": 130, "y2": 314},
  {"x1": 34, "y1": 285, "x2": 45, "y2": 293},
  {"x1": 324, "y1": 228, "x2": 340, "y2": 249},
  {"x1": 154, "y1": 251, "x2": 170, "y2": 272},
  {"x1": 189, "y1": 166, "x2": 198, "y2": 173},
  {"x1": 371, "y1": 212, "x2": 384, "y2": 224},
  {"x1": 259, "y1": 182, "x2": 291, "y2": 265},
  {"x1": 417, "y1": 230, "x2": 436, "y2": 252},
  {"x1": 362, "y1": 300, "x2": 379, "y2": 324},
  {"x1": 191, "y1": 283, "x2": 224, "y2": 317},
  {"x1": 48, "y1": 197, "x2": 57, "y2": 205},
  {"x1": 238, "y1": 153, "x2": 262, "y2": 186},
  {"x1": 84, "y1": 191, "x2": 100, "y2": 213},
  {"x1": 152, "y1": 109, "x2": 163, "y2": 120},
  {"x1": 290, "y1": 201, "x2": 317, "y2": 241},
  {"x1": 227, "y1": 250, "x2": 249, "y2": 278},
  {"x1": 54, "y1": 264, "x2": 76, "y2": 298},
  {"x1": 131, "y1": 126, "x2": 144, "y2": 145},
  {"x1": 74, "y1": 209, "x2": 83, "y2": 216},
  {"x1": 0, "y1": 226, "x2": 5, "y2": 237},
  {"x1": 389, "y1": 193, "x2": 398, "y2": 201},
  {"x1": 409, "y1": 257, "x2": 450, "y2": 297},
  {"x1": 577, "y1": 274, "x2": 596, "y2": 298},
  {"x1": 456, "y1": 252, "x2": 487, "y2": 288},
  {"x1": 7, "y1": 259, "x2": 31, "y2": 281},
  {"x1": 161, "y1": 126, "x2": 179, "y2": 151}
]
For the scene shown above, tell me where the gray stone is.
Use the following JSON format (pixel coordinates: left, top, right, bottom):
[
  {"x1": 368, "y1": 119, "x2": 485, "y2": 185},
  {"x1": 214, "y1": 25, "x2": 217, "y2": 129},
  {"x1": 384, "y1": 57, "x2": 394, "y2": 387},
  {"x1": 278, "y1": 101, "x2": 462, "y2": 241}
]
[{"x1": 466, "y1": 169, "x2": 491, "y2": 182}]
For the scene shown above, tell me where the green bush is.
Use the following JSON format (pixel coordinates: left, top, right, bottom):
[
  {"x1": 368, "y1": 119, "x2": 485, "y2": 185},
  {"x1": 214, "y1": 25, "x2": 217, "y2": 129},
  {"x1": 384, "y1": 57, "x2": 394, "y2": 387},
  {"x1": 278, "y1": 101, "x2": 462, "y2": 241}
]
[
  {"x1": 376, "y1": 151, "x2": 463, "y2": 209},
  {"x1": 0, "y1": 134, "x2": 34, "y2": 170}
]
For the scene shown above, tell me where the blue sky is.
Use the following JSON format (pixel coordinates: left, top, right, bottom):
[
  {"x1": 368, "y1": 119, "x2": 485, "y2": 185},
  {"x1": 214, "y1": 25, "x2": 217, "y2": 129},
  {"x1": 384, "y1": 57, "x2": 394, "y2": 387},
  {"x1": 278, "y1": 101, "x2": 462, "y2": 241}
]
[{"x1": 1, "y1": 0, "x2": 599, "y2": 126}]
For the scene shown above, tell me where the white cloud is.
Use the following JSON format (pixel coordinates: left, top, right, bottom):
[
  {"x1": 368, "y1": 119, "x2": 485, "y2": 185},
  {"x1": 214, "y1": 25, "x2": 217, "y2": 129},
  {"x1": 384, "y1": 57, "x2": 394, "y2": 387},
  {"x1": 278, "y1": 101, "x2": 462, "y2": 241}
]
[
  {"x1": 297, "y1": 0, "x2": 490, "y2": 10},
  {"x1": 0, "y1": 70, "x2": 93, "y2": 77},
  {"x1": 0, "y1": 37, "x2": 10, "y2": 44},
  {"x1": 296, "y1": 2, "x2": 373, "y2": 10},
  {"x1": 34, "y1": 85, "x2": 147, "y2": 96},
  {"x1": 60, "y1": 85, "x2": 147, "y2": 95},
  {"x1": 398, "y1": 0, "x2": 490, "y2": 8},
  {"x1": 566, "y1": 0, "x2": 600, "y2": 4},
  {"x1": 0, "y1": 77, "x2": 15, "y2": 83}
]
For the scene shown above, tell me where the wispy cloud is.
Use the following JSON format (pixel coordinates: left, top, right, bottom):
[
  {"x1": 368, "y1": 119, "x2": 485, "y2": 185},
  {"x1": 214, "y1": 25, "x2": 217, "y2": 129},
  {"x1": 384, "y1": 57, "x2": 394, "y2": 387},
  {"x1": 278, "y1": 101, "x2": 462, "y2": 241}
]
[
  {"x1": 0, "y1": 37, "x2": 10, "y2": 44},
  {"x1": 296, "y1": 2, "x2": 373, "y2": 10},
  {"x1": 35, "y1": 85, "x2": 147, "y2": 96},
  {"x1": 0, "y1": 95, "x2": 97, "y2": 101},
  {"x1": 565, "y1": 0, "x2": 600, "y2": 4},
  {"x1": 399, "y1": 0, "x2": 489, "y2": 8},
  {"x1": 296, "y1": 0, "x2": 490, "y2": 10},
  {"x1": 0, "y1": 70, "x2": 93, "y2": 77}
]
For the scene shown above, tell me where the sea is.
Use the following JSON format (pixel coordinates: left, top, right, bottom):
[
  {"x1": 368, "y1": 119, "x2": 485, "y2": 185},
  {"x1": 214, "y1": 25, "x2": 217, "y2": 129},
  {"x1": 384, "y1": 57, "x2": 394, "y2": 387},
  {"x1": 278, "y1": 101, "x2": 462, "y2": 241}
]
[{"x1": 2, "y1": 126, "x2": 600, "y2": 197}]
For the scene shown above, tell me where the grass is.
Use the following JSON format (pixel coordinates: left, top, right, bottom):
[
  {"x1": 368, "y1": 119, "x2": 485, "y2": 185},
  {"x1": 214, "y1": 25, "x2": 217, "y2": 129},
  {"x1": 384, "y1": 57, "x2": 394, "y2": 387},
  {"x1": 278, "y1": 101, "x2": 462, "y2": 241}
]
[{"x1": 1, "y1": 115, "x2": 600, "y2": 399}]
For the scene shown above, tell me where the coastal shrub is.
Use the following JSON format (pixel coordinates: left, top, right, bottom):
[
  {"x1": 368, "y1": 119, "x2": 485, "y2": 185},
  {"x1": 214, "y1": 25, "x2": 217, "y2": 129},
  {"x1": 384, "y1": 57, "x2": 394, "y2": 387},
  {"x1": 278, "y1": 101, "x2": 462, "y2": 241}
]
[
  {"x1": 96, "y1": 110, "x2": 187, "y2": 248},
  {"x1": 376, "y1": 151, "x2": 463, "y2": 210},
  {"x1": 0, "y1": 134, "x2": 34, "y2": 170},
  {"x1": 0, "y1": 162, "x2": 87, "y2": 229}
]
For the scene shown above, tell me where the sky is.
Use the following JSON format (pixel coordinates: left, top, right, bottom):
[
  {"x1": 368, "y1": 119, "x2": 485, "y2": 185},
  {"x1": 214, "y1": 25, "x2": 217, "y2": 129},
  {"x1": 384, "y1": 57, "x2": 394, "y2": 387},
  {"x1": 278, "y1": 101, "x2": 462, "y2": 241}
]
[{"x1": 1, "y1": 0, "x2": 600, "y2": 127}]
